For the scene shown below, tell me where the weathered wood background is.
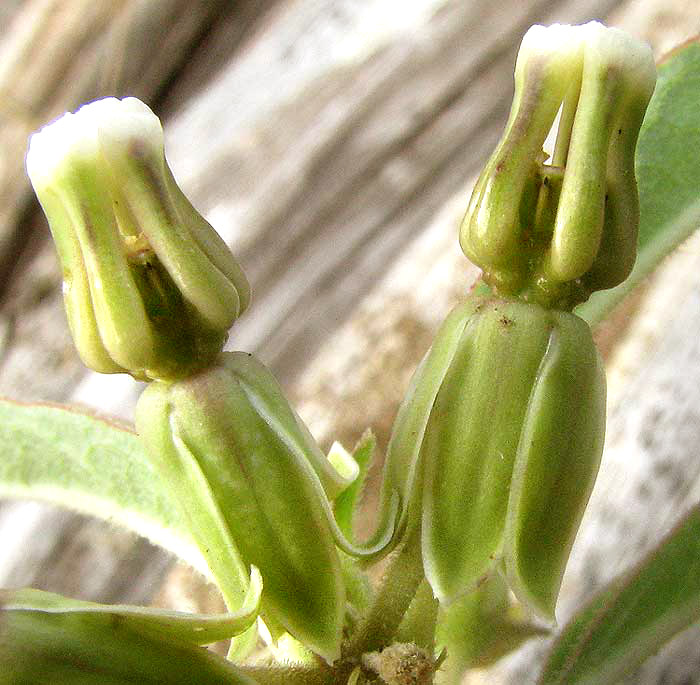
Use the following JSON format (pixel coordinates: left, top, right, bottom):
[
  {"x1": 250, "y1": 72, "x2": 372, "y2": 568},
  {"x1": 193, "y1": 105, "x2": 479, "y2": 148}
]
[{"x1": 1, "y1": 0, "x2": 698, "y2": 682}]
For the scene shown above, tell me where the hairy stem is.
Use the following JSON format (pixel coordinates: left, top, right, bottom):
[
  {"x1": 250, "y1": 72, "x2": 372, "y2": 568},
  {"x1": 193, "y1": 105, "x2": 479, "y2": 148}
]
[{"x1": 345, "y1": 526, "x2": 425, "y2": 658}]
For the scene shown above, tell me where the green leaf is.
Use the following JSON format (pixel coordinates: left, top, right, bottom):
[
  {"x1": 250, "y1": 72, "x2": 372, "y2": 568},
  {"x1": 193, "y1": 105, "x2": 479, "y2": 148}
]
[
  {"x1": 333, "y1": 430, "x2": 377, "y2": 539},
  {"x1": 0, "y1": 398, "x2": 259, "y2": 660},
  {"x1": 0, "y1": 398, "x2": 206, "y2": 576},
  {"x1": 0, "y1": 567, "x2": 261, "y2": 646},
  {"x1": 577, "y1": 37, "x2": 700, "y2": 325},
  {"x1": 538, "y1": 503, "x2": 700, "y2": 685},
  {"x1": 0, "y1": 596, "x2": 258, "y2": 685}
]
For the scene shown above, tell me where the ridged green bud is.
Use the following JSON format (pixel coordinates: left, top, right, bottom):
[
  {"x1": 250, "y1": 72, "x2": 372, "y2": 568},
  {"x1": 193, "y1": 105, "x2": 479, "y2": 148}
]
[
  {"x1": 460, "y1": 22, "x2": 656, "y2": 308},
  {"x1": 26, "y1": 97, "x2": 250, "y2": 381},
  {"x1": 382, "y1": 297, "x2": 606, "y2": 619},
  {"x1": 136, "y1": 352, "x2": 396, "y2": 663}
]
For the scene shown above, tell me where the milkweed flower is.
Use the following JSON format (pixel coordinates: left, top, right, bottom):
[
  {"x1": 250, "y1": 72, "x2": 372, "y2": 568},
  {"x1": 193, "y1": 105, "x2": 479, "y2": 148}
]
[
  {"x1": 26, "y1": 97, "x2": 250, "y2": 381},
  {"x1": 461, "y1": 21, "x2": 657, "y2": 309},
  {"x1": 136, "y1": 352, "x2": 397, "y2": 662},
  {"x1": 380, "y1": 21, "x2": 656, "y2": 620}
]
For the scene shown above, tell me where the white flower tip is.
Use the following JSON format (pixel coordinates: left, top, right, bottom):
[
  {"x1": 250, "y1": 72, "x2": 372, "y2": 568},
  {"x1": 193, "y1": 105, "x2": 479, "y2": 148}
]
[
  {"x1": 516, "y1": 21, "x2": 656, "y2": 103},
  {"x1": 584, "y1": 22, "x2": 656, "y2": 96},
  {"x1": 26, "y1": 108, "x2": 96, "y2": 190},
  {"x1": 26, "y1": 97, "x2": 163, "y2": 189},
  {"x1": 94, "y1": 96, "x2": 163, "y2": 153},
  {"x1": 514, "y1": 23, "x2": 587, "y2": 84},
  {"x1": 520, "y1": 23, "x2": 587, "y2": 59}
]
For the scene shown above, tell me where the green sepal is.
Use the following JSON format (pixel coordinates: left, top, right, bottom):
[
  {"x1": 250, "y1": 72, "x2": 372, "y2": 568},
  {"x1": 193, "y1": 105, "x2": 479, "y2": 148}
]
[
  {"x1": 435, "y1": 572, "x2": 547, "y2": 683},
  {"x1": 421, "y1": 299, "x2": 555, "y2": 602},
  {"x1": 386, "y1": 296, "x2": 606, "y2": 618},
  {"x1": 380, "y1": 299, "x2": 481, "y2": 547},
  {"x1": 134, "y1": 371, "x2": 254, "y2": 638},
  {"x1": 222, "y1": 351, "x2": 354, "y2": 502},
  {"x1": 136, "y1": 352, "x2": 347, "y2": 662}
]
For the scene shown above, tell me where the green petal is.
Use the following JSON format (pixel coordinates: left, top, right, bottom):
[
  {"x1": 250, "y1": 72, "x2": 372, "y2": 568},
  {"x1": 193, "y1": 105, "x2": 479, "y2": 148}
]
[
  {"x1": 138, "y1": 354, "x2": 346, "y2": 663},
  {"x1": 504, "y1": 312, "x2": 606, "y2": 619},
  {"x1": 421, "y1": 299, "x2": 552, "y2": 602}
]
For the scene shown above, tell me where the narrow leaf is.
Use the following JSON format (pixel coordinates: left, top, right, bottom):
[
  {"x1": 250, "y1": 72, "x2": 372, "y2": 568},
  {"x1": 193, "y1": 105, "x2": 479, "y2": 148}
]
[
  {"x1": 0, "y1": 398, "x2": 206, "y2": 576},
  {"x1": 578, "y1": 37, "x2": 700, "y2": 325},
  {"x1": 539, "y1": 503, "x2": 700, "y2": 685},
  {"x1": 0, "y1": 567, "x2": 261, "y2": 646},
  {"x1": 0, "y1": 600, "x2": 257, "y2": 685}
]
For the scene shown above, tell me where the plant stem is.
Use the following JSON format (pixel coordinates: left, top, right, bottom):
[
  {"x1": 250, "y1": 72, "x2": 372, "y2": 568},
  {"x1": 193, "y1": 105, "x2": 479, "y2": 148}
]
[
  {"x1": 344, "y1": 526, "x2": 425, "y2": 658},
  {"x1": 237, "y1": 664, "x2": 337, "y2": 685}
]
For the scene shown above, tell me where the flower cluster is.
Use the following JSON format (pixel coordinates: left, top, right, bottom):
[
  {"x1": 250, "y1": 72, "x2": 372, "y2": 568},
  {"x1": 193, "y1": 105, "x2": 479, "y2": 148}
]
[{"x1": 24, "y1": 19, "x2": 657, "y2": 676}]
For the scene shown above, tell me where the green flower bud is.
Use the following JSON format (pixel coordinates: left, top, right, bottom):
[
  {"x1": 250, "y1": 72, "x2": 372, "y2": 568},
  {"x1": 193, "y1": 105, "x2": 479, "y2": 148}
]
[
  {"x1": 460, "y1": 22, "x2": 656, "y2": 308},
  {"x1": 26, "y1": 97, "x2": 250, "y2": 381},
  {"x1": 135, "y1": 352, "x2": 396, "y2": 663},
  {"x1": 382, "y1": 297, "x2": 606, "y2": 619}
]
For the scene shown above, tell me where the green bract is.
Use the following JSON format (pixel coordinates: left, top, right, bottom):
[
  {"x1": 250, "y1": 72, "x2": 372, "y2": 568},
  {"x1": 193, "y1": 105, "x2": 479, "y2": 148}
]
[
  {"x1": 460, "y1": 22, "x2": 656, "y2": 309},
  {"x1": 384, "y1": 297, "x2": 606, "y2": 618},
  {"x1": 136, "y1": 352, "x2": 396, "y2": 664},
  {"x1": 26, "y1": 97, "x2": 250, "y2": 381}
]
